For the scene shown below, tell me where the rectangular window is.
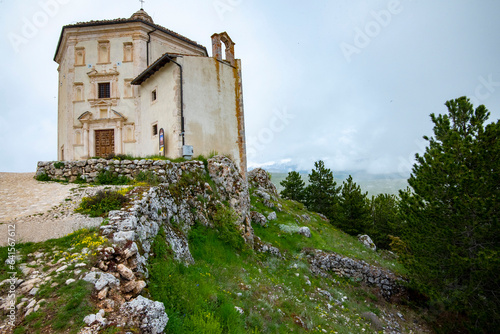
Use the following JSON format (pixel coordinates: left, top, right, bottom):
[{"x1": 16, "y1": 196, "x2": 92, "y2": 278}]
[
  {"x1": 152, "y1": 89, "x2": 157, "y2": 101},
  {"x1": 98, "y1": 82, "x2": 110, "y2": 99},
  {"x1": 152, "y1": 124, "x2": 158, "y2": 136}
]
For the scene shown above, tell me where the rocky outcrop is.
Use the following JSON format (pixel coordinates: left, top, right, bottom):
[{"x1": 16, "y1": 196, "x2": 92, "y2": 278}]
[
  {"x1": 248, "y1": 168, "x2": 278, "y2": 197},
  {"x1": 99, "y1": 156, "x2": 254, "y2": 269},
  {"x1": 207, "y1": 156, "x2": 253, "y2": 244},
  {"x1": 76, "y1": 156, "x2": 254, "y2": 332},
  {"x1": 304, "y1": 249, "x2": 404, "y2": 299}
]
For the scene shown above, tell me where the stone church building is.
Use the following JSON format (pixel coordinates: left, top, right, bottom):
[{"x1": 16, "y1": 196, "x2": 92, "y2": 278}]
[{"x1": 54, "y1": 9, "x2": 247, "y2": 173}]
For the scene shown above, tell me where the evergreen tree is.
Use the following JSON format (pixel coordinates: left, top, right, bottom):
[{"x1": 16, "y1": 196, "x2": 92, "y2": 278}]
[
  {"x1": 280, "y1": 171, "x2": 306, "y2": 202},
  {"x1": 368, "y1": 194, "x2": 401, "y2": 250},
  {"x1": 305, "y1": 160, "x2": 340, "y2": 219},
  {"x1": 336, "y1": 175, "x2": 370, "y2": 235},
  {"x1": 399, "y1": 97, "x2": 500, "y2": 332}
]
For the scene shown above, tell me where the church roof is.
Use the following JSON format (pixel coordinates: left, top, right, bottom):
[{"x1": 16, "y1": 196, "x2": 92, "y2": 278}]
[
  {"x1": 54, "y1": 10, "x2": 207, "y2": 61},
  {"x1": 131, "y1": 52, "x2": 175, "y2": 86}
]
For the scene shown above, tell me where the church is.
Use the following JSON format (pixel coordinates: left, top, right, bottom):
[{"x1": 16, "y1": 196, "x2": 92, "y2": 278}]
[{"x1": 54, "y1": 8, "x2": 247, "y2": 173}]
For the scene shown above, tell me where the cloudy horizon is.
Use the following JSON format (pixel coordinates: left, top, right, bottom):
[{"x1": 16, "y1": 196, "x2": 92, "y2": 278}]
[{"x1": 1, "y1": 0, "x2": 499, "y2": 177}]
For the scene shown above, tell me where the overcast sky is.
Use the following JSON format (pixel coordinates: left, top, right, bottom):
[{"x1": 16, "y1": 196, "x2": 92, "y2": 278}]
[{"x1": 1, "y1": 0, "x2": 499, "y2": 175}]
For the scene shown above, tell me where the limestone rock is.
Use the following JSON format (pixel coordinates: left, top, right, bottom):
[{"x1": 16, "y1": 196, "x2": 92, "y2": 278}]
[
  {"x1": 247, "y1": 168, "x2": 278, "y2": 197},
  {"x1": 120, "y1": 296, "x2": 169, "y2": 334},
  {"x1": 83, "y1": 272, "x2": 120, "y2": 291},
  {"x1": 117, "y1": 264, "x2": 135, "y2": 281},
  {"x1": 298, "y1": 226, "x2": 311, "y2": 238},
  {"x1": 358, "y1": 234, "x2": 376, "y2": 251},
  {"x1": 267, "y1": 212, "x2": 277, "y2": 221},
  {"x1": 362, "y1": 311, "x2": 384, "y2": 331},
  {"x1": 250, "y1": 211, "x2": 267, "y2": 226},
  {"x1": 121, "y1": 280, "x2": 138, "y2": 293},
  {"x1": 97, "y1": 287, "x2": 108, "y2": 300}
]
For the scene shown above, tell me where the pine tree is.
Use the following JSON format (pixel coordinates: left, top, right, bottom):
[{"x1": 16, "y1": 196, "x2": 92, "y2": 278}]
[
  {"x1": 280, "y1": 171, "x2": 306, "y2": 202},
  {"x1": 336, "y1": 175, "x2": 369, "y2": 235},
  {"x1": 368, "y1": 194, "x2": 401, "y2": 249},
  {"x1": 399, "y1": 96, "x2": 500, "y2": 332},
  {"x1": 304, "y1": 160, "x2": 340, "y2": 219}
]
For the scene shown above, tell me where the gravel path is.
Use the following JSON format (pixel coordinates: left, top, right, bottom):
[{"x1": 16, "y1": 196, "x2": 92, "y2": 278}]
[{"x1": 0, "y1": 173, "x2": 115, "y2": 246}]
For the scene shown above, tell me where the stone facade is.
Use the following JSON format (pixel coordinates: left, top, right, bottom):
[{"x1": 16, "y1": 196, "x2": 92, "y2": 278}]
[{"x1": 55, "y1": 9, "x2": 247, "y2": 174}]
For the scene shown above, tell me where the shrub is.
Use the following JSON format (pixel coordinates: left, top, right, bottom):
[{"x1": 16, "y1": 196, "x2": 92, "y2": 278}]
[
  {"x1": 53, "y1": 161, "x2": 65, "y2": 169},
  {"x1": 74, "y1": 174, "x2": 86, "y2": 184},
  {"x1": 35, "y1": 172, "x2": 51, "y2": 182},
  {"x1": 135, "y1": 170, "x2": 161, "y2": 186},
  {"x1": 212, "y1": 205, "x2": 245, "y2": 252},
  {"x1": 94, "y1": 170, "x2": 131, "y2": 185},
  {"x1": 75, "y1": 190, "x2": 128, "y2": 217},
  {"x1": 183, "y1": 311, "x2": 223, "y2": 334}
]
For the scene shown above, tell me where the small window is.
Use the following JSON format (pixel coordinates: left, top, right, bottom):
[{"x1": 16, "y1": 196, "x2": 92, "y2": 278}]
[
  {"x1": 152, "y1": 124, "x2": 158, "y2": 136},
  {"x1": 152, "y1": 89, "x2": 157, "y2": 101},
  {"x1": 98, "y1": 82, "x2": 111, "y2": 98}
]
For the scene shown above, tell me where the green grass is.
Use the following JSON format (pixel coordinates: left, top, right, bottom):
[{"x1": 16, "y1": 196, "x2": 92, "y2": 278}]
[
  {"x1": 75, "y1": 190, "x2": 128, "y2": 217},
  {"x1": 147, "y1": 213, "x2": 398, "y2": 333},
  {"x1": 94, "y1": 170, "x2": 131, "y2": 185},
  {"x1": 251, "y1": 194, "x2": 406, "y2": 275}
]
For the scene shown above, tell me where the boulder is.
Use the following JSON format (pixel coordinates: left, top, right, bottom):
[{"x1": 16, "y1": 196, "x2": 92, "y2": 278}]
[
  {"x1": 120, "y1": 296, "x2": 169, "y2": 334},
  {"x1": 358, "y1": 234, "x2": 376, "y2": 251},
  {"x1": 83, "y1": 272, "x2": 120, "y2": 291},
  {"x1": 298, "y1": 226, "x2": 311, "y2": 238},
  {"x1": 250, "y1": 211, "x2": 267, "y2": 226}
]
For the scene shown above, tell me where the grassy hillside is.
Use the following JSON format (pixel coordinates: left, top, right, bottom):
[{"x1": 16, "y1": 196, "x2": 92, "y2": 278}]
[
  {"x1": 145, "y1": 189, "x2": 428, "y2": 333},
  {"x1": 0, "y1": 174, "x2": 429, "y2": 333}
]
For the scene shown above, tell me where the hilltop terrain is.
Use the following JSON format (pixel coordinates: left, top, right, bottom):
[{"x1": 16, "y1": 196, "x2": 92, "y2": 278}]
[{"x1": 0, "y1": 157, "x2": 430, "y2": 333}]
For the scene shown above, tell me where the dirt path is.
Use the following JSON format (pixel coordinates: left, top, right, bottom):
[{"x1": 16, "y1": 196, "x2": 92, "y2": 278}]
[{"x1": 0, "y1": 173, "x2": 106, "y2": 246}]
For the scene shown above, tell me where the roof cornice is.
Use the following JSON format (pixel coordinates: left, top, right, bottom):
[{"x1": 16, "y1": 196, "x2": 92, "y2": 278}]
[{"x1": 54, "y1": 19, "x2": 208, "y2": 62}]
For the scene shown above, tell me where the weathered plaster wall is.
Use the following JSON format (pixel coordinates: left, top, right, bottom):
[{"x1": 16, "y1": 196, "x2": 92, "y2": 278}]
[
  {"x1": 182, "y1": 56, "x2": 246, "y2": 172},
  {"x1": 137, "y1": 63, "x2": 182, "y2": 158}
]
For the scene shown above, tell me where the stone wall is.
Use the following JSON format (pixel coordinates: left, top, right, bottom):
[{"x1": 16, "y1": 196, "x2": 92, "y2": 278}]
[
  {"x1": 36, "y1": 159, "x2": 202, "y2": 183},
  {"x1": 304, "y1": 249, "x2": 405, "y2": 300}
]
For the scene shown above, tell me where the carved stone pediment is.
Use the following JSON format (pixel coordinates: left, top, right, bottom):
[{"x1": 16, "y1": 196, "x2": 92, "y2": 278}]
[
  {"x1": 87, "y1": 67, "x2": 120, "y2": 78},
  {"x1": 77, "y1": 109, "x2": 126, "y2": 123},
  {"x1": 78, "y1": 111, "x2": 93, "y2": 122}
]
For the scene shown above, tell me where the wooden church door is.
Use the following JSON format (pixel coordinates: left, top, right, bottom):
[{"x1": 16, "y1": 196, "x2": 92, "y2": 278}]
[{"x1": 95, "y1": 129, "x2": 115, "y2": 157}]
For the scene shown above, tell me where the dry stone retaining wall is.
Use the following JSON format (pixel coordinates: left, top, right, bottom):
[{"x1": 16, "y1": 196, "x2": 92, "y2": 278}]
[
  {"x1": 305, "y1": 249, "x2": 405, "y2": 299},
  {"x1": 36, "y1": 159, "x2": 189, "y2": 183}
]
